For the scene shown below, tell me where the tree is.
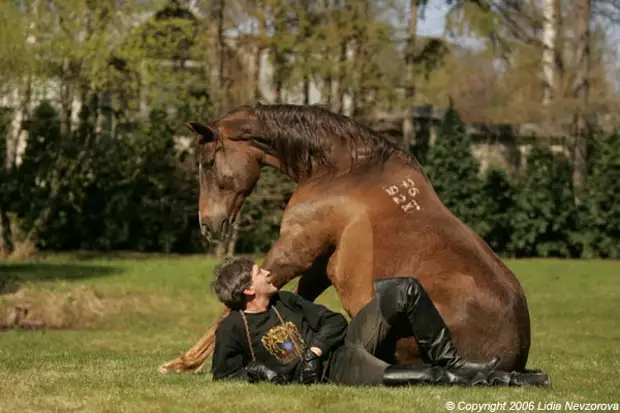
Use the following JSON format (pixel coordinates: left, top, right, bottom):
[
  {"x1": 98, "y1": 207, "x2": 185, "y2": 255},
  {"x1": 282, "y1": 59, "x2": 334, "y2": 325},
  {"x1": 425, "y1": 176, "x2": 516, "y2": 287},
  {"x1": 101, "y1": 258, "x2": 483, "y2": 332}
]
[
  {"x1": 0, "y1": 110, "x2": 12, "y2": 257},
  {"x1": 424, "y1": 107, "x2": 490, "y2": 237},
  {"x1": 11, "y1": 101, "x2": 65, "y2": 248},
  {"x1": 416, "y1": 46, "x2": 497, "y2": 123},
  {"x1": 235, "y1": 168, "x2": 295, "y2": 254},
  {"x1": 510, "y1": 143, "x2": 579, "y2": 257},
  {"x1": 542, "y1": 0, "x2": 561, "y2": 106},
  {"x1": 0, "y1": 0, "x2": 40, "y2": 257},
  {"x1": 580, "y1": 130, "x2": 620, "y2": 258},
  {"x1": 402, "y1": 0, "x2": 420, "y2": 147},
  {"x1": 482, "y1": 167, "x2": 517, "y2": 255},
  {"x1": 571, "y1": 0, "x2": 591, "y2": 203}
]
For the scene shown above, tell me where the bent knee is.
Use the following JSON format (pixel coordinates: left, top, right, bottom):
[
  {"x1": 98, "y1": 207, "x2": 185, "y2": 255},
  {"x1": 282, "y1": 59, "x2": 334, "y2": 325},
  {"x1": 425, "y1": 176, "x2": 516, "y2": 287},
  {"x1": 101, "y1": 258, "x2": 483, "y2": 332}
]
[
  {"x1": 374, "y1": 277, "x2": 422, "y2": 322},
  {"x1": 374, "y1": 277, "x2": 421, "y2": 299}
]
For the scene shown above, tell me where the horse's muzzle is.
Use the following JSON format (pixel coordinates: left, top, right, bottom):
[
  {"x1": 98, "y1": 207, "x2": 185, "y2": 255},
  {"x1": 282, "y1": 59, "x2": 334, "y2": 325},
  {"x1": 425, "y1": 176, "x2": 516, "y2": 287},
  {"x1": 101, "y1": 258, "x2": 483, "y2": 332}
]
[{"x1": 200, "y1": 215, "x2": 232, "y2": 243}]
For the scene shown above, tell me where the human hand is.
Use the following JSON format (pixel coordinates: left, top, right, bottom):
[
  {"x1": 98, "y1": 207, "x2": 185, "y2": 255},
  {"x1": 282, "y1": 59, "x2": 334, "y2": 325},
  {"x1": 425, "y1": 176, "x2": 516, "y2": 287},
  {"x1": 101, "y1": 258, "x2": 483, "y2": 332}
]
[
  {"x1": 245, "y1": 361, "x2": 288, "y2": 384},
  {"x1": 299, "y1": 348, "x2": 323, "y2": 384}
]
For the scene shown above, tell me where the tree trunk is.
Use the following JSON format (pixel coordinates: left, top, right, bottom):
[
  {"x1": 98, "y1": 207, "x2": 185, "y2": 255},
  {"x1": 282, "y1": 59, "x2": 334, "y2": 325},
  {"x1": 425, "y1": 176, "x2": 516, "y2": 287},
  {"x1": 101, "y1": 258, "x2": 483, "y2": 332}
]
[
  {"x1": 23, "y1": 103, "x2": 96, "y2": 247},
  {"x1": 273, "y1": 53, "x2": 284, "y2": 103},
  {"x1": 303, "y1": 75, "x2": 310, "y2": 105},
  {"x1": 350, "y1": 2, "x2": 370, "y2": 118},
  {"x1": 323, "y1": 0, "x2": 333, "y2": 107},
  {"x1": 59, "y1": 59, "x2": 74, "y2": 137},
  {"x1": 572, "y1": 0, "x2": 590, "y2": 203},
  {"x1": 0, "y1": 213, "x2": 8, "y2": 258},
  {"x1": 349, "y1": 39, "x2": 361, "y2": 117},
  {"x1": 332, "y1": 0, "x2": 347, "y2": 114},
  {"x1": 334, "y1": 38, "x2": 347, "y2": 113},
  {"x1": 271, "y1": 3, "x2": 288, "y2": 104},
  {"x1": 542, "y1": 0, "x2": 557, "y2": 106},
  {"x1": 324, "y1": 50, "x2": 333, "y2": 107},
  {"x1": 210, "y1": 0, "x2": 225, "y2": 111},
  {"x1": 554, "y1": 0, "x2": 564, "y2": 97},
  {"x1": 7, "y1": 80, "x2": 31, "y2": 168},
  {"x1": 218, "y1": 1, "x2": 226, "y2": 103},
  {"x1": 253, "y1": 1, "x2": 267, "y2": 102},
  {"x1": 301, "y1": 0, "x2": 311, "y2": 105},
  {"x1": 273, "y1": 78, "x2": 283, "y2": 104},
  {"x1": 402, "y1": 0, "x2": 418, "y2": 149},
  {"x1": 253, "y1": 44, "x2": 264, "y2": 101}
]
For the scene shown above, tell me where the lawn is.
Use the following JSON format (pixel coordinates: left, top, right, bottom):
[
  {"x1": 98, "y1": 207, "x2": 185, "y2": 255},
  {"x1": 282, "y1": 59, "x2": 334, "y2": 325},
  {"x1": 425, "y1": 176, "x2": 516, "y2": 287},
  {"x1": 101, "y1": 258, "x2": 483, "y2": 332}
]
[{"x1": 0, "y1": 255, "x2": 619, "y2": 413}]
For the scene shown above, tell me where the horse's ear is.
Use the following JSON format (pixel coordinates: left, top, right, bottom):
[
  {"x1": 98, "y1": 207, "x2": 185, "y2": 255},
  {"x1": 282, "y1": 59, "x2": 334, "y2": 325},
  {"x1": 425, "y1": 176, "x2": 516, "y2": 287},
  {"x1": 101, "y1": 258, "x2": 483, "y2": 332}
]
[{"x1": 185, "y1": 122, "x2": 217, "y2": 144}]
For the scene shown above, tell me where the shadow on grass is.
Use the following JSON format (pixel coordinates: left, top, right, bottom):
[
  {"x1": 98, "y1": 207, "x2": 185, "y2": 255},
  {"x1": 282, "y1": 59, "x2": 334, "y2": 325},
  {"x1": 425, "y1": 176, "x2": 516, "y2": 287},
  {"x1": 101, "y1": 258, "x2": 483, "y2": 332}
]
[
  {"x1": 0, "y1": 262, "x2": 124, "y2": 294},
  {"x1": 38, "y1": 251, "x2": 192, "y2": 261}
]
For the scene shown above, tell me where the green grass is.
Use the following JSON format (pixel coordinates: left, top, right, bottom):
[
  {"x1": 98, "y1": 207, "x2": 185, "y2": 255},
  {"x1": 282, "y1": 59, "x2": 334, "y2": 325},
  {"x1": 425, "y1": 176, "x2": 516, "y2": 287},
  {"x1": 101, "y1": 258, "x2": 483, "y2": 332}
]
[{"x1": 1, "y1": 255, "x2": 619, "y2": 413}]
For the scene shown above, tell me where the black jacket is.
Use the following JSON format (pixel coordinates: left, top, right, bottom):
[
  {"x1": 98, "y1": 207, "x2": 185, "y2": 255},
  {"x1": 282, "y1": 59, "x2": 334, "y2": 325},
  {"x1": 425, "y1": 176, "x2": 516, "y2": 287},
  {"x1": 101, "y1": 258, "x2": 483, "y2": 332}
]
[{"x1": 211, "y1": 291, "x2": 348, "y2": 382}]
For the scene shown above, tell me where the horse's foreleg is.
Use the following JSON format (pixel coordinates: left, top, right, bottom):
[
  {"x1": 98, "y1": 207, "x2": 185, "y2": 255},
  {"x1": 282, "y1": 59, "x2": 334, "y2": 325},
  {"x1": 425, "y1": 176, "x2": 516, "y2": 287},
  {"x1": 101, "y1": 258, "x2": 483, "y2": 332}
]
[
  {"x1": 158, "y1": 307, "x2": 230, "y2": 374},
  {"x1": 262, "y1": 222, "x2": 332, "y2": 290}
]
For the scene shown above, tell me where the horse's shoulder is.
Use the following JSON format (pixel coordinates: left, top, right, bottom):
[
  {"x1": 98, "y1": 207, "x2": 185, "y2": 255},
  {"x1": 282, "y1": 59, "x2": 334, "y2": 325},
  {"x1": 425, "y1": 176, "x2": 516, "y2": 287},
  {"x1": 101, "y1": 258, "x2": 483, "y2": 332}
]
[{"x1": 283, "y1": 196, "x2": 358, "y2": 220}]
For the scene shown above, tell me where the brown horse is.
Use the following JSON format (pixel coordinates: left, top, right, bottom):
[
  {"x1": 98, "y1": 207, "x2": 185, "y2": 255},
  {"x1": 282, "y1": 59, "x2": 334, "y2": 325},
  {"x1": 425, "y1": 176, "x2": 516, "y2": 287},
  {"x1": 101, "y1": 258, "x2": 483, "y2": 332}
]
[{"x1": 158, "y1": 103, "x2": 531, "y2": 374}]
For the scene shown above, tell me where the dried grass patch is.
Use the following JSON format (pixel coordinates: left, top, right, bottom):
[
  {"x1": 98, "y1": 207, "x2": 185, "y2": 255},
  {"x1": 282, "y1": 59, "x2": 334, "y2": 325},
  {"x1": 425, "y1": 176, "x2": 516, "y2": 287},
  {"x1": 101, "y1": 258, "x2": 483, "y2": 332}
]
[{"x1": 0, "y1": 285, "x2": 152, "y2": 330}]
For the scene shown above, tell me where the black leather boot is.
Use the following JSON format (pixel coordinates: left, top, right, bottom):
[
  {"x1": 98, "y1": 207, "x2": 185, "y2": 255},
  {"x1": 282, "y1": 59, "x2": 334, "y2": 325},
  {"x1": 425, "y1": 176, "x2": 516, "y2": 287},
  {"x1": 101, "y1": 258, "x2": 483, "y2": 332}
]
[
  {"x1": 374, "y1": 277, "x2": 502, "y2": 377},
  {"x1": 382, "y1": 364, "x2": 487, "y2": 387}
]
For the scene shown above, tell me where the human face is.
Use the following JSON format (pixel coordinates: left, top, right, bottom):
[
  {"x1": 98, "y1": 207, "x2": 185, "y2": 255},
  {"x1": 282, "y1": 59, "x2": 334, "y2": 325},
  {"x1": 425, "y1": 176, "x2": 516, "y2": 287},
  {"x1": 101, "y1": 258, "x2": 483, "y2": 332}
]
[{"x1": 245, "y1": 264, "x2": 278, "y2": 299}]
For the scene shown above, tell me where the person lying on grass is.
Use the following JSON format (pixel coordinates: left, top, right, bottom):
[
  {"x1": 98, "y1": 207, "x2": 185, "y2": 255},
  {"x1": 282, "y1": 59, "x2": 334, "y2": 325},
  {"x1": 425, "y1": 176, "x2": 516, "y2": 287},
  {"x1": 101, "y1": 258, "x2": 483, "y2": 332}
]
[{"x1": 210, "y1": 257, "x2": 550, "y2": 387}]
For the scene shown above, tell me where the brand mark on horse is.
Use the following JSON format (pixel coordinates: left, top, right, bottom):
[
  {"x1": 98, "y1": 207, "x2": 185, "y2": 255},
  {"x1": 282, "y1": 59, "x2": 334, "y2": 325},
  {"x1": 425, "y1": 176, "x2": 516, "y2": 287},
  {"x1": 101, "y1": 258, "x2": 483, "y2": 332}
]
[{"x1": 383, "y1": 177, "x2": 422, "y2": 213}]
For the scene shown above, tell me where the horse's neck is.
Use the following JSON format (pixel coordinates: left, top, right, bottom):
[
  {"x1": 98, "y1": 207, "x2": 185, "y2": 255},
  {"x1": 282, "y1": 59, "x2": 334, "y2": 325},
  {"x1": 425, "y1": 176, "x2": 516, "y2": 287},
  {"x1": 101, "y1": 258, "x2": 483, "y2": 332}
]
[
  {"x1": 262, "y1": 149, "x2": 346, "y2": 184},
  {"x1": 391, "y1": 152, "x2": 429, "y2": 180},
  {"x1": 263, "y1": 140, "x2": 414, "y2": 183}
]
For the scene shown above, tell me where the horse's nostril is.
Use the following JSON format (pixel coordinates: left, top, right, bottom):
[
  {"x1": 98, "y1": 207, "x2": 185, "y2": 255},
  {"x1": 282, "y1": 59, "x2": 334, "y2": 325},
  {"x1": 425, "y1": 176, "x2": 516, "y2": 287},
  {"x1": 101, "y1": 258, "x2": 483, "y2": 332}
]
[{"x1": 200, "y1": 222, "x2": 213, "y2": 237}]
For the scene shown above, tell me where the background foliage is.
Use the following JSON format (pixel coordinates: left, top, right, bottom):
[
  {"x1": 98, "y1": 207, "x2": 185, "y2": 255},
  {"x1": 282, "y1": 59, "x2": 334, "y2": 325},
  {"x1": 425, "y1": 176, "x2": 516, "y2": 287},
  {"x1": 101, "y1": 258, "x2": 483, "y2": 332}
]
[
  {"x1": 2, "y1": 101, "x2": 619, "y2": 258},
  {"x1": 1, "y1": 0, "x2": 619, "y2": 259}
]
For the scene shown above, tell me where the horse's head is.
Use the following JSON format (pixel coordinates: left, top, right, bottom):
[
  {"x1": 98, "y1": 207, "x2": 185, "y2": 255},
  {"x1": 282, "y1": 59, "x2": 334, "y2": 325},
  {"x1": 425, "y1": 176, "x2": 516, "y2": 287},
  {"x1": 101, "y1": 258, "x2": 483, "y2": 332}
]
[{"x1": 186, "y1": 112, "x2": 273, "y2": 242}]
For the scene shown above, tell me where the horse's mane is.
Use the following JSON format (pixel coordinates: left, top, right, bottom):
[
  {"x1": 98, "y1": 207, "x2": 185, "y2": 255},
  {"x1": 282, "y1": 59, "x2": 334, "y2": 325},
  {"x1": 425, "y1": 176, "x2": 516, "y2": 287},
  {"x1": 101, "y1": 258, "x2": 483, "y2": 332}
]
[{"x1": 227, "y1": 103, "x2": 420, "y2": 179}]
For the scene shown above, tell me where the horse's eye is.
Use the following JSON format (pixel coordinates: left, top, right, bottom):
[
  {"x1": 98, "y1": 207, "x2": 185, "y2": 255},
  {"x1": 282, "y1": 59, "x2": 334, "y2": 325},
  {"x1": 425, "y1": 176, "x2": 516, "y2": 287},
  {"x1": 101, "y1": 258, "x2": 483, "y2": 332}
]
[
  {"x1": 254, "y1": 136, "x2": 270, "y2": 146},
  {"x1": 240, "y1": 126, "x2": 254, "y2": 138},
  {"x1": 200, "y1": 153, "x2": 215, "y2": 168}
]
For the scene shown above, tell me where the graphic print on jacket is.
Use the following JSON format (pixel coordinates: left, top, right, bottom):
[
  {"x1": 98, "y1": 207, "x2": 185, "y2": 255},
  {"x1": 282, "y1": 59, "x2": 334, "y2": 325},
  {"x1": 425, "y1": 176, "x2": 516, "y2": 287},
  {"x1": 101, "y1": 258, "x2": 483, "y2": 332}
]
[{"x1": 261, "y1": 320, "x2": 305, "y2": 364}]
